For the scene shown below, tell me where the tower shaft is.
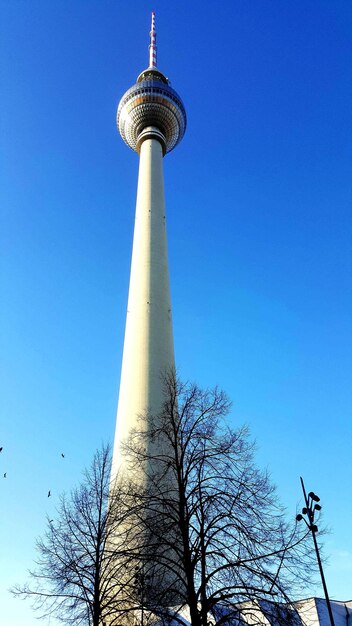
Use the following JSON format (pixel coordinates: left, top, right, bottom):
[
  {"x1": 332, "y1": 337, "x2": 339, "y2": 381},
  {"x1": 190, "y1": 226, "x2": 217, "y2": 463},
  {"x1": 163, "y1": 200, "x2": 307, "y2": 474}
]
[
  {"x1": 112, "y1": 134, "x2": 175, "y2": 476},
  {"x1": 111, "y1": 13, "x2": 186, "y2": 607}
]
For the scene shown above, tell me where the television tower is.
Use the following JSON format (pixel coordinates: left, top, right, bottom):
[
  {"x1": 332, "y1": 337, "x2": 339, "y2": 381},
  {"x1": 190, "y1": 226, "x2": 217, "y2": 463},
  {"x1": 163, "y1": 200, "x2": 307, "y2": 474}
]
[{"x1": 112, "y1": 13, "x2": 186, "y2": 478}]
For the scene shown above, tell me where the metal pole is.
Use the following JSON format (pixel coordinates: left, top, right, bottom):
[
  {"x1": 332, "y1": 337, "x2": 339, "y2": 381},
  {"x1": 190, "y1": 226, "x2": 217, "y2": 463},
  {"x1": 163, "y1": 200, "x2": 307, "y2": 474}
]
[{"x1": 300, "y1": 477, "x2": 336, "y2": 626}]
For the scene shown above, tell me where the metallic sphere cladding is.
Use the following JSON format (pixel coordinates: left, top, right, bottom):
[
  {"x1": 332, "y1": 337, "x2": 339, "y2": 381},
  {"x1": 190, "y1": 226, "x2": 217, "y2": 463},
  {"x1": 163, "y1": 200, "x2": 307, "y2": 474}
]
[{"x1": 117, "y1": 68, "x2": 186, "y2": 155}]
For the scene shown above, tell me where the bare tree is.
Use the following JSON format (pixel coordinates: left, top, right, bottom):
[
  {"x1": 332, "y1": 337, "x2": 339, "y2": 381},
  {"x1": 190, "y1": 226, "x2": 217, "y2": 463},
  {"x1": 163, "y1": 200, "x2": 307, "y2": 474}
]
[
  {"x1": 12, "y1": 381, "x2": 318, "y2": 626},
  {"x1": 11, "y1": 445, "x2": 143, "y2": 626},
  {"x1": 125, "y1": 373, "x2": 317, "y2": 626}
]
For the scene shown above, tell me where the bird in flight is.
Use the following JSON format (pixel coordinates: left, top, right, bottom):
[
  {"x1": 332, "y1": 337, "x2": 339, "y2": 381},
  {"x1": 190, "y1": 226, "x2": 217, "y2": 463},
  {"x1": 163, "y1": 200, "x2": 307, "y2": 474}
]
[
  {"x1": 0, "y1": 447, "x2": 3, "y2": 453},
  {"x1": 3, "y1": 473, "x2": 6, "y2": 478},
  {"x1": 61, "y1": 453, "x2": 65, "y2": 458},
  {"x1": 48, "y1": 490, "x2": 51, "y2": 497}
]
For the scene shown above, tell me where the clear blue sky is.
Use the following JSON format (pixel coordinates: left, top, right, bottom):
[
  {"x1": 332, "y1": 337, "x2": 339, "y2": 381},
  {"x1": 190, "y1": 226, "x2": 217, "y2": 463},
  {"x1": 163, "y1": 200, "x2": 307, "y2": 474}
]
[{"x1": 1, "y1": 1, "x2": 351, "y2": 624}]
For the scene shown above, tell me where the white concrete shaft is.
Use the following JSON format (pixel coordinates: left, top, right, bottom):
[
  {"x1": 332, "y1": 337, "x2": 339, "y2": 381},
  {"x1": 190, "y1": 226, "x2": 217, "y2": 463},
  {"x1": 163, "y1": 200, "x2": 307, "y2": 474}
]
[{"x1": 112, "y1": 136, "x2": 175, "y2": 477}]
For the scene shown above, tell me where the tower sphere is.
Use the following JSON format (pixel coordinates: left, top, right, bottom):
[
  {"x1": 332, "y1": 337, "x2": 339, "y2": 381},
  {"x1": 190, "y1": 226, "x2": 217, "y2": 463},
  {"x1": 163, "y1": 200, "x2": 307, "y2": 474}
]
[{"x1": 117, "y1": 67, "x2": 187, "y2": 155}]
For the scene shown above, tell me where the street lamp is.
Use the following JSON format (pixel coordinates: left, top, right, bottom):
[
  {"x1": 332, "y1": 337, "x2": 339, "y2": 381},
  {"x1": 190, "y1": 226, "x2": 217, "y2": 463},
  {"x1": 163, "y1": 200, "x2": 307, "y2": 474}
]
[{"x1": 296, "y1": 477, "x2": 335, "y2": 626}]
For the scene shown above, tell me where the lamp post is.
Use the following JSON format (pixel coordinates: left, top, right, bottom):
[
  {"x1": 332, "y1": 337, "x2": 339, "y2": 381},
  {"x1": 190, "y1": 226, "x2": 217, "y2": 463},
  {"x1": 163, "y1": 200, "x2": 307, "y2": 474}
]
[{"x1": 296, "y1": 477, "x2": 335, "y2": 626}]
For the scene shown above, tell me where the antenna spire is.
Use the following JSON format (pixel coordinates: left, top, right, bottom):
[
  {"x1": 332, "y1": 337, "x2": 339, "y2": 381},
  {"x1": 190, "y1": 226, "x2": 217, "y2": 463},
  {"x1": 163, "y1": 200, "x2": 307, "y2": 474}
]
[{"x1": 149, "y1": 11, "x2": 157, "y2": 68}]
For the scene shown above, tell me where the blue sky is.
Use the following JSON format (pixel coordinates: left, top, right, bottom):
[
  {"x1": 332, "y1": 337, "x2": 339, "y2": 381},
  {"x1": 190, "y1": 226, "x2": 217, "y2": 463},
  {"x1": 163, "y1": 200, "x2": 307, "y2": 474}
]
[{"x1": 1, "y1": 1, "x2": 351, "y2": 624}]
